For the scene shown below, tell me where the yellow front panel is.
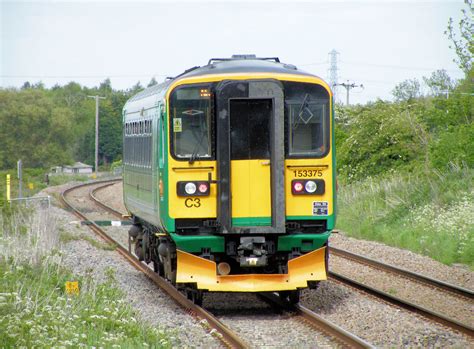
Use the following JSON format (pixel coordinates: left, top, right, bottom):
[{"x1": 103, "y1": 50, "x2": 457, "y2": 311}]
[
  {"x1": 231, "y1": 160, "x2": 271, "y2": 219},
  {"x1": 168, "y1": 159, "x2": 217, "y2": 218},
  {"x1": 166, "y1": 72, "x2": 334, "y2": 220},
  {"x1": 176, "y1": 247, "x2": 327, "y2": 292},
  {"x1": 285, "y1": 153, "x2": 334, "y2": 217}
]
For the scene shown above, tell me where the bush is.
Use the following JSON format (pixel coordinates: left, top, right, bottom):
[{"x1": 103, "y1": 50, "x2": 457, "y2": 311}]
[
  {"x1": 337, "y1": 101, "x2": 426, "y2": 181},
  {"x1": 430, "y1": 124, "x2": 474, "y2": 169}
]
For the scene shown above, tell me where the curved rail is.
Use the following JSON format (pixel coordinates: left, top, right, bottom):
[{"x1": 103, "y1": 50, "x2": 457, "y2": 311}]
[
  {"x1": 61, "y1": 181, "x2": 249, "y2": 349},
  {"x1": 330, "y1": 246, "x2": 473, "y2": 299},
  {"x1": 89, "y1": 180, "x2": 127, "y2": 217}
]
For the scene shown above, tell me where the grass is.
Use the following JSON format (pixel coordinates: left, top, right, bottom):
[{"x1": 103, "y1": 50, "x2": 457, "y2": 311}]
[
  {"x1": 336, "y1": 163, "x2": 474, "y2": 268},
  {"x1": 0, "y1": 206, "x2": 176, "y2": 348},
  {"x1": 59, "y1": 229, "x2": 117, "y2": 251}
]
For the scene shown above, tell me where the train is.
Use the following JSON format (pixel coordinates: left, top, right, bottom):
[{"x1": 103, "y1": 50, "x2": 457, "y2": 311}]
[{"x1": 122, "y1": 55, "x2": 336, "y2": 304}]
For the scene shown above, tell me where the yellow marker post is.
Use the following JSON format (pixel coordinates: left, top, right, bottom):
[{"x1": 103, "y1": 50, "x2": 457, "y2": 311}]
[
  {"x1": 6, "y1": 174, "x2": 10, "y2": 202},
  {"x1": 65, "y1": 281, "x2": 79, "y2": 295},
  {"x1": 28, "y1": 183, "x2": 34, "y2": 190}
]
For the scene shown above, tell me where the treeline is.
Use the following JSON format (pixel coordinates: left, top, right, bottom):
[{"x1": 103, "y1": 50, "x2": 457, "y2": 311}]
[
  {"x1": 0, "y1": 72, "x2": 471, "y2": 176},
  {"x1": 0, "y1": 79, "x2": 156, "y2": 170},
  {"x1": 335, "y1": 68, "x2": 473, "y2": 183}
]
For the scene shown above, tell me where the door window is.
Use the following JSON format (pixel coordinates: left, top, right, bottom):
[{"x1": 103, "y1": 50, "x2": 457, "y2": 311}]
[{"x1": 230, "y1": 99, "x2": 272, "y2": 160}]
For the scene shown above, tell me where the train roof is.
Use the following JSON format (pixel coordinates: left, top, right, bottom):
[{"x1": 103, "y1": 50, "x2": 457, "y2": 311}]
[
  {"x1": 127, "y1": 55, "x2": 323, "y2": 105},
  {"x1": 174, "y1": 56, "x2": 317, "y2": 80}
]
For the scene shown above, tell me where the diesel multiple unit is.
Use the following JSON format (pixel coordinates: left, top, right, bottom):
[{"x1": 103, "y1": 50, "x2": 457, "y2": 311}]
[{"x1": 122, "y1": 55, "x2": 336, "y2": 304}]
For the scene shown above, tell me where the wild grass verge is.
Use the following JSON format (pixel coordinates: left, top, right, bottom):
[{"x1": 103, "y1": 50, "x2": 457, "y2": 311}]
[
  {"x1": 0, "y1": 206, "x2": 176, "y2": 348},
  {"x1": 336, "y1": 163, "x2": 473, "y2": 268},
  {"x1": 59, "y1": 229, "x2": 117, "y2": 251}
]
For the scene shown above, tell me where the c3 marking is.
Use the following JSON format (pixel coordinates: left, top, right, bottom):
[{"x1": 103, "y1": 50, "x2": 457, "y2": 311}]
[{"x1": 185, "y1": 198, "x2": 201, "y2": 208}]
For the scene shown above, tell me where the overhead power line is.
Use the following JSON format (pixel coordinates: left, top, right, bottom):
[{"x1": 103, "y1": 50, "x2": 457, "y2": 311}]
[
  {"x1": 298, "y1": 61, "x2": 328, "y2": 67},
  {"x1": 340, "y1": 61, "x2": 460, "y2": 73},
  {"x1": 1, "y1": 74, "x2": 169, "y2": 79}
]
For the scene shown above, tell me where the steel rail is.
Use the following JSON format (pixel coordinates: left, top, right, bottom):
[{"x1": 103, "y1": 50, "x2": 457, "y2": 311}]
[
  {"x1": 61, "y1": 181, "x2": 249, "y2": 349},
  {"x1": 89, "y1": 180, "x2": 127, "y2": 218},
  {"x1": 329, "y1": 272, "x2": 474, "y2": 338},
  {"x1": 330, "y1": 246, "x2": 473, "y2": 299},
  {"x1": 259, "y1": 293, "x2": 375, "y2": 349},
  {"x1": 91, "y1": 183, "x2": 474, "y2": 340}
]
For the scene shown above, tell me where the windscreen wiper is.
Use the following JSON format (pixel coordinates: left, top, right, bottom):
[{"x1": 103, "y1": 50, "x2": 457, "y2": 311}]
[
  {"x1": 293, "y1": 93, "x2": 310, "y2": 130},
  {"x1": 189, "y1": 132, "x2": 206, "y2": 164}
]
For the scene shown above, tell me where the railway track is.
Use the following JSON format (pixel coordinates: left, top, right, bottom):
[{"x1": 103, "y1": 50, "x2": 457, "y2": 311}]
[
  {"x1": 257, "y1": 292, "x2": 374, "y2": 348},
  {"x1": 62, "y1": 180, "x2": 246, "y2": 349},
  {"x1": 64, "y1": 180, "x2": 373, "y2": 348},
  {"x1": 329, "y1": 247, "x2": 474, "y2": 338},
  {"x1": 91, "y1": 180, "x2": 474, "y2": 341},
  {"x1": 330, "y1": 246, "x2": 473, "y2": 299}
]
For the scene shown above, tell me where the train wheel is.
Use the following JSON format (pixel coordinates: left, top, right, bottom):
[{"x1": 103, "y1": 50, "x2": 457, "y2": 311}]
[
  {"x1": 288, "y1": 290, "x2": 300, "y2": 304},
  {"x1": 278, "y1": 291, "x2": 290, "y2": 301},
  {"x1": 153, "y1": 260, "x2": 165, "y2": 277},
  {"x1": 186, "y1": 288, "x2": 203, "y2": 306},
  {"x1": 279, "y1": 290, "x2": 300, "y2": 304}
]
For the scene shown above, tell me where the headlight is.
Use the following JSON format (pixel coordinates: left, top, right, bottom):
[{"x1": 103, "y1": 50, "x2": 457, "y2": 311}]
[
  {"x1": 184, "y1": 182, "x2": 197, "y2": 195},
  {"x1": 177, "y1": 181, "x2": 210, "y2": 196},
  {"x1": 291, "y1": 179, "x2": 325, "y2": 195},
  {"x1": 305, "y1": 180, "x2": 317, "y2": 193}
]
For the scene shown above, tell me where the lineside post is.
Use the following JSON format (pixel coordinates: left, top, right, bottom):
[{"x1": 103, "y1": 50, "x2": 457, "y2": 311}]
[
  {"x1": 6, "y1": 174, "x2": 11, "y2": 202},
  {"x1": 88, "y1": 95, "x2": 106, "y2": 178}
]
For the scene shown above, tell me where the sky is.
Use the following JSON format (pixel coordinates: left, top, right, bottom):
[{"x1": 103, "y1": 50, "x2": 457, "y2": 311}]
[{"x1": 0, "y1": 0, "x2": 467, "y2": 104}]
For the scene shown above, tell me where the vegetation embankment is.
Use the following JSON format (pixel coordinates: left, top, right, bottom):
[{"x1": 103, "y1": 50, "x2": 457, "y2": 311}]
[
  {"x1": 0, "y1": 206, "x2": 174, "y2": 347},
  {"x1": 335, "y1": 3, "x2": 473, "y2": 268}
]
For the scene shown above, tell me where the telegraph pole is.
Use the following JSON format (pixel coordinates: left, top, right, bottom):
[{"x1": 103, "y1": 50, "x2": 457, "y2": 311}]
[
  {"x1": 328, "y1": 49, "x2": 339, "y2": 101},
  {"x1": 88, "y1": 95, "x2": 106, "y2": 178},
  {"x1": 336, "y1": 80, "x2": 364, "y2": 106}
]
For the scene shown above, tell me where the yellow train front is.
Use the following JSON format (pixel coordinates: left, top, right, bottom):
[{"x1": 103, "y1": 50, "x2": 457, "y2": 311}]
[{"x1": 122, "y1": 55, "x2": 336, "y2": 304}]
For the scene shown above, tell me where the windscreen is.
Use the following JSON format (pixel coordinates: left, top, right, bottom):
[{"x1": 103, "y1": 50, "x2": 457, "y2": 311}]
[
  {"x1": 170, "y1": 85, "x2": 212, "y2": 160},
  {"x1": 284, "y1": 82, "x2": 330, "y2": 157}
]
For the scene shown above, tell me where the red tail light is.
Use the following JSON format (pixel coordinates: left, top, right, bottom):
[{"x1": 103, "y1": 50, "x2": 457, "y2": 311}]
[{"x1": 293, "y1": 181, "x2": 304, "y2": 193}]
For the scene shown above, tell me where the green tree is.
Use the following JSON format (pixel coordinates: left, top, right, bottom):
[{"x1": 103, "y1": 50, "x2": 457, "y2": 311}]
[
  {"x1": 0, "y1": 89, "x2": 74, "y2": 169},
  {"x1": 392, "y1": 79, "x2": 421, "y2": 102},
  {"x1": 337, "y1": 101, "x2": 426, "y2": 180},
  {"x1": 147, "y1": 77, "x2": 158, "y2": 87},
  {"x1": 423, "y1": 70, "x2": 455, "y2": 96},
  {"x1": 445, "y1": 0, "x2": 473, "y2": 74}
]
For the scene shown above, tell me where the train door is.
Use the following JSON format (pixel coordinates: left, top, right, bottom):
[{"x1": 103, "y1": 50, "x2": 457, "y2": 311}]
[
  {"x1": 216, "y1": 80, "x2": 285, "y2": 234},
  {"x1": 230, "y1": 99, "x2": 272, "y2": 226}
]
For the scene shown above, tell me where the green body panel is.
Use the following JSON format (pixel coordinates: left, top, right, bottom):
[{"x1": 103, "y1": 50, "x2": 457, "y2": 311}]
[
  {"x1": 170, "y1": 231, "x2": 330, "y2": 254},
  {"x1": 123, "y1": 79, "x2": 336, "y2": 241},
  {"x1": 170, "y1": 233, "x2": 225, "y2": 253},
  {"x1": 158, "y1": 104, "x2": 175, "y2": 232},
  {"x1": 232, "y1": 217, "x2": 271, "y2": 226},
  {"x1": 277, "y1": 231, "x2": 331, "y2": 252}
]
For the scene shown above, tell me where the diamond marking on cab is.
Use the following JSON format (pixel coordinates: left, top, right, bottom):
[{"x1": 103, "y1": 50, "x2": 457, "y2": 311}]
[{"x1": 182, "y1": 109, "x2": 204, "y2": 116}]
